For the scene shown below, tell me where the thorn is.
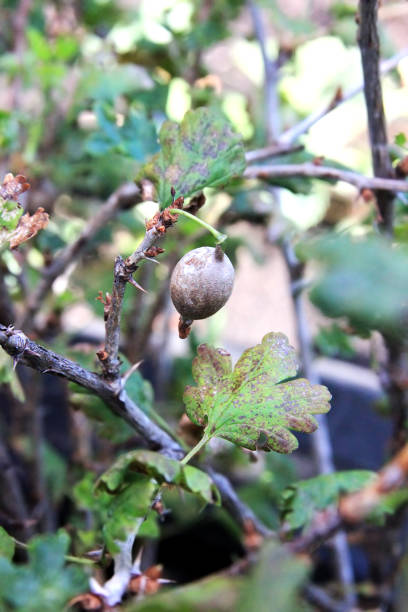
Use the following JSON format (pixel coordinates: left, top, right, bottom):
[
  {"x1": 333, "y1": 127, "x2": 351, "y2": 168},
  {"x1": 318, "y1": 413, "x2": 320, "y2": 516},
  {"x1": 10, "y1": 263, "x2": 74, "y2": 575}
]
[
  {"x1": 128, "y1": 276, "x2": 148, "y2": 293},
  {"x1": 132, "y1": 547, "x2": 144, "y2": 575},
  {"x1": 144, "y1": 256, "x2": 160, "y2": 264},
  {"x1": 121, "y1": 360, "x2": 143, "y2": 387}
]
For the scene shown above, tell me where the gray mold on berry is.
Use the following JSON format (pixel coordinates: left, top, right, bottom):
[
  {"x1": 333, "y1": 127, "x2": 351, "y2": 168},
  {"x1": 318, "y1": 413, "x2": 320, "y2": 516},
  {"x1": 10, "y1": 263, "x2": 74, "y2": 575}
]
[{"x1": 170, "y1": 246, "x2": 234, "y2": 320}]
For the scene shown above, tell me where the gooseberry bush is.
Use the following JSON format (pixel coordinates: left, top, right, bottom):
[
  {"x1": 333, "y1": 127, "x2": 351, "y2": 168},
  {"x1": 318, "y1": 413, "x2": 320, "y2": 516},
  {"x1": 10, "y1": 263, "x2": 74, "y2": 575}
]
[{"x1": 0, "y1": 1, "x2": 408, "y2": 611}]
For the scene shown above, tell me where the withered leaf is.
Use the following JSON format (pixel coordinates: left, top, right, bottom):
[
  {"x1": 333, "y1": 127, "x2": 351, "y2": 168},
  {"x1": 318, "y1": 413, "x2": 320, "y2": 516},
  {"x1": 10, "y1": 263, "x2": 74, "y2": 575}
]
[
  {"x1": 0, "y1": 173, "x2": 30, "y2": 200},
  {"x1": 9, "y1": 207, "x2": 49, "y2": 249}
]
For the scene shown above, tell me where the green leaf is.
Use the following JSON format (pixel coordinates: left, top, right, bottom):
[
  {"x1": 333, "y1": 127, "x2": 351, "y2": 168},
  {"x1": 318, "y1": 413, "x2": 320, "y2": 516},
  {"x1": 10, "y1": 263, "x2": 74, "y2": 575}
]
[
  {"x1": 124, "y1": 574, "x2": 241, "y2": 611},
  {"x1": 297, "y1": 234, "x2": 408, "y2": 337},
  {"x1": 0, "y1": 197, "x2": 23, "y2": 246},
  {"x1": 0, "y1": 531, "x2": 86, "y2": 612},
  {"x1": 92, "y1": 450, "x2": 219, "y2": 553},
  {"x1": 238, "y1": 541, "x2": 309, "y2": 612},
  {"x1": 0, "y1": 351, "x2": 25, "y2": 402},
  {"x1": 183, "y1": 332, "x2": 331, "y2": 454},
  {"x1": 281, "y1": 470, "x2": 376, "y2": 531},
  {"x1": 96, "y1": 449, "x2": 220, "y2": 505},
  {"x1": 102, "y1": 477, "x2": 157, "y2": 553},
  {"x1": 395, "y1": 132, "x2": 407, "y2": 147},
  {"x1": 314, "y1": 323, "x2": 355, "y2": 359},
  {"x1": 0, "y1": 527, "x2": 15, "y2": 561},
  {"x1": 87, "y1": 103, "x2": 159, "y2": 161},
  {"x1": 27, "y1": 28, "x2": 53, "y2": 61},
  {"x1": 42, "y1": 443, "x2": 67, "y2": 504},
  {"x1": 142, "y1": 107, "x2": 246, "y2": 207},
  {"x1": 122, "y1": 362, "x2": 154, "y2": 416},
  {"x1": 69, "y1": 385, "x2": 135, "y2": 443}
]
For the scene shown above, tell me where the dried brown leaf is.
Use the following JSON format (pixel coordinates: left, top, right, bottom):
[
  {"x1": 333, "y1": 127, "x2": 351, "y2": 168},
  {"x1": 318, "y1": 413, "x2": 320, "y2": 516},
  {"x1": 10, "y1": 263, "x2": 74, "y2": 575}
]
[
  {"x1": 0, "y1": 173, "x2": 30, "y2": 200},
  {"x1": 9, "y1": 207, "x2": 49, "y2": 249}
]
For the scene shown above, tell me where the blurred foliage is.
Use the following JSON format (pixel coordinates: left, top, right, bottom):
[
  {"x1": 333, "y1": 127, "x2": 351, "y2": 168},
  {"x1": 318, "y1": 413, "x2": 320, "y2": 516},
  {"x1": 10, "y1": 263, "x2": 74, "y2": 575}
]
[
  {"x1": 75, "y1": 449, "x2": 219, "y2": 553},
  {"x1": 126, "y1": 540, "x2": 309, "y2": 612},
  {"x1": 281, "y1": 470, "x2": 375, "y2": 532},
  {"x1": 298, "y1": 234, "x2": 408, "y2": 339},
  {"x1": 0, "y1": 527, "x2": 15, "y2": 561},
  {"x1": 314, "y1": 323, "x2": 355, "y2": 359},
  {"x1": 0, "y1": 531, "x2": 87, "y2": 612}
]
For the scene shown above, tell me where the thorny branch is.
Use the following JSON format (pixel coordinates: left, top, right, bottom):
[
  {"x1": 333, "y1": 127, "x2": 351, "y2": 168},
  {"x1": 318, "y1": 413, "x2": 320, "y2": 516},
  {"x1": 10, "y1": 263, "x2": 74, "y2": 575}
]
[
  {"x1": 357, "y1": 0, "x2": 395, "y2": 233},
  {"x1": 247, "y1": 0, "x2": 281, "y2": 142},
  {"x1": 0, "y1": 324, "x2": 269, "y2": 535},
  {"x1": 279, "y1": 47, "x2": 408, "y2": 146},
  {"x1": 97, "y1": 200, "x2": 182, "y2": 380},
  {"x1": 0, "y1": 324, "x2": 183, "y2": 459}
]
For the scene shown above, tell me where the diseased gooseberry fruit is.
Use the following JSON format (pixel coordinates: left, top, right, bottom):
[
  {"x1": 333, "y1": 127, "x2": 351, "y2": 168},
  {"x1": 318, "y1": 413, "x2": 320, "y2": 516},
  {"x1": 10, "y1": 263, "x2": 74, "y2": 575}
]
[{"x1": 170, "y1": 245, "x2": 234, "y2": 338}]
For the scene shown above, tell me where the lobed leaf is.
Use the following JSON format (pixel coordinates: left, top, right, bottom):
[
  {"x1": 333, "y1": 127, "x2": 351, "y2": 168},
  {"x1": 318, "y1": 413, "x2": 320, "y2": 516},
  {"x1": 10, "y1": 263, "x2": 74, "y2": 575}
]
[
  {"x1": 281, "y1": 470, "x2": 376, "y2": 532},
  {"x1": 96, "y1": 449, "x2": 219, "y2": 505},
  {"x1": 0, "y1": 527, "x2": 15, "y2": 561},
  {"x1": 0, "y1": 531, "x2": 86, "y2": 612},
  {"x1": 142, "y1": 106, "x2": 246, "y2": 207},
  {"x1": 183, "y1": 332, "x2": 331, "y2": 454}
]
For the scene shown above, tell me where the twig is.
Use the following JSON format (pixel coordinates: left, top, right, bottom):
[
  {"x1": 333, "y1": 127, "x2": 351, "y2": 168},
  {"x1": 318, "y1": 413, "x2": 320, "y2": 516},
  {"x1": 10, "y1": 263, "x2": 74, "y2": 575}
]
[
  {"x1": 0, "y1": 432, "x2": 33, "y2": 541},
  {"x1": 245, "y1": 143, "x2": 304, "y2": 163},
  {"x1": 357, "y1": 0, "x2": 395, "y2": 233},
  {"x1": 19, "y1": 182, "x2": 142, "y2": 331},
  {"x1": 244, "y1": 162, "x2": 408, "y2": 192},
  {"x1": 0, "y1": 325, "x2": 183, "y2": 459},
  {"x1": 279, "y1": 47, "x2": 408, "y2": 146},
  {"x1": 304, "y1": 584, "x2": 351, "y2": 612},
  {"x1": 0, "y1": 266, "x2": 15, "y2": 326},
  {"x1": 291, "y1": 442, "x2": 408, "y2": 554},
  {"x1": 248, "y1": 0, "x2": 280, "y2": 141},
  {"x1": 339, "y1": 442, "x2": 408, "y2": 523},
  {"x1": 282, "y1": 241, "x2": 356, "y2": 608},
  {"x1": 99, "y1": 218, "x2": 172, "y2": 380},
  {"x1": 27, "y1": 370, "x2": 55, "y2": 532},
  {"x1": 208, "y1": 469, "x2": 272, "y2": 537}
]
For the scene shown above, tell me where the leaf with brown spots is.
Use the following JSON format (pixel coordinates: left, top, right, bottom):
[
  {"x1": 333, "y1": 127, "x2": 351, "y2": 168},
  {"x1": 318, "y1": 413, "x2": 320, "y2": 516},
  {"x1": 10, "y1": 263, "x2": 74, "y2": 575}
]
[
  {"x1": 141, "y1": 107, "x2": 246, "y2": 208},
  {"x1": 183, "y1": 332, "x2": 331, "y2": 454},
  {"x1": 9, "y1": 207, "x2": 49, "y2": 249}
]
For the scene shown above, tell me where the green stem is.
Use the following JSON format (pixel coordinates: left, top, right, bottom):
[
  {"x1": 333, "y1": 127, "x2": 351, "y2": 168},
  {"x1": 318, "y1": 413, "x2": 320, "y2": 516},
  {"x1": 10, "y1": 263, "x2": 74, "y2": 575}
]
[
  {"x1": 174, "y1": 209, "x2": 227, "y2": 244},
  {"x1": 180, "y1": 433, "x2": 210, "y2": 465},
  {"x1": 64, "y1": 554, "x2": 95, "y2": 565},
  {"x1": 13, "y1": 538, "x2": 95, "y2": 565}
]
